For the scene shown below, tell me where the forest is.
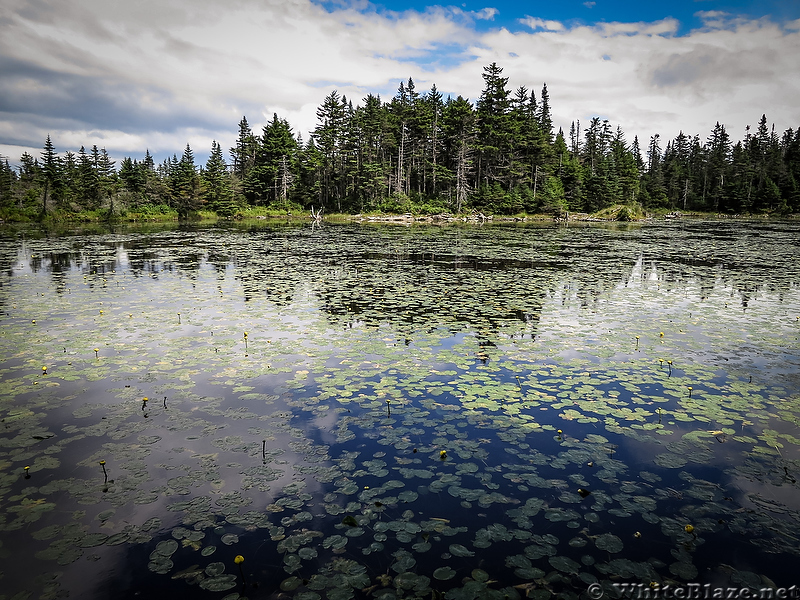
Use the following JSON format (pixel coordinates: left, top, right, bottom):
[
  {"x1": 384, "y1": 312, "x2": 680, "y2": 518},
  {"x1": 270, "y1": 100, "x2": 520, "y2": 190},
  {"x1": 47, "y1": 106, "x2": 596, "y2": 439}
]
[{"x1": 1, "y1": 62, "x2": 799, "y2": 221}]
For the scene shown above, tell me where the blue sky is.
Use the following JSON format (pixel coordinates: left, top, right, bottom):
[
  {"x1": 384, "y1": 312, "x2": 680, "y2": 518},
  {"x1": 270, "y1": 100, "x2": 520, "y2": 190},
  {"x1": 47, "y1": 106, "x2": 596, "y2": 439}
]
[
  {"x1": 355, "y1": 0, "x2": 799, "y2": 33},
  {"x1": 1, "y1": 0, "x2": 799, "y2": 167}
]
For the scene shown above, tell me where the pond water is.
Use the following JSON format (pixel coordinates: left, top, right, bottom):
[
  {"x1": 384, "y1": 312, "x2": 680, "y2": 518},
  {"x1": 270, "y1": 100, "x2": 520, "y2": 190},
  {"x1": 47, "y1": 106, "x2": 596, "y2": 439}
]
[{"x1": 0, "y1": 219, "x2": 799, "y2": 600}]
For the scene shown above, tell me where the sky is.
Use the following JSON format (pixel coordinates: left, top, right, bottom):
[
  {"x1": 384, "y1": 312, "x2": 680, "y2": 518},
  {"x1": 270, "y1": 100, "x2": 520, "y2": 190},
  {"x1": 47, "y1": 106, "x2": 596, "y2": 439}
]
[{"x1": 1, "y1": 0, "x2": 799, "y2": 168}]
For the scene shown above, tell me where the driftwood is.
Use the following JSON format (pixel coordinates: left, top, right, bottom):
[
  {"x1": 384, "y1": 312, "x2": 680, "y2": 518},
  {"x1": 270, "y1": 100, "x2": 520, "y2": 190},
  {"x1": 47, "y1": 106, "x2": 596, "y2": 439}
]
[{"x1": 310, "y1": 206, "x2": 324, "y2": 221}]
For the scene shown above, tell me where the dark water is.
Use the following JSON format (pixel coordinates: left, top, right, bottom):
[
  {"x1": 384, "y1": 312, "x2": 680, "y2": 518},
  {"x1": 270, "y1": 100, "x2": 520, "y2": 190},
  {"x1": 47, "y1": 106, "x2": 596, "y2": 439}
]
[{"x1": 0, "y1": 219, "x2": 799, "y2": 600}]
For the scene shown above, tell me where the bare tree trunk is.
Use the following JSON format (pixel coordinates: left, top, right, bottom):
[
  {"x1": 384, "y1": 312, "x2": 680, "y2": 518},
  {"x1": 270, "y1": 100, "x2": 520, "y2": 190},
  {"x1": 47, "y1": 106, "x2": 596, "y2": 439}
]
[
  {"x1": 456, "y1": 140, "x2": 469, "y2": 213},
  {"x1": 397, "y1": 122, "x2": 405, "y2": 196},
  {"x1": 42, "y1": 179, "x2": 49, "y2": 215},
  {"x1": 432, "y1": 112, "x2": 438, "y2": 195}
]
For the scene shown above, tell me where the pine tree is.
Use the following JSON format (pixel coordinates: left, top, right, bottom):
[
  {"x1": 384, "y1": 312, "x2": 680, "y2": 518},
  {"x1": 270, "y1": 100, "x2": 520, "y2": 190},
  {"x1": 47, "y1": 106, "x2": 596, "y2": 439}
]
[
  {"x1": 704, "y1": 122, "x2": 731, "y2": 212},
  {"x1": 40, "y1": 134, "x2": 59, "y2": 215},
  {"x1": 0, "y1": 157, "x2": 17, "y2": 210},
  {"x1": 313, "y1": 91, "x2": 346, "y2": 210},
  {"x1": 60, "y1": 151, "x2": 78, "y2": 206},
  {"x1": 475, "y1": 62, "x2": 512, "y2": 190},
  {"x1": 442, "y1": 96, "x2": 476, "y2": 213},
  {"x1": 245, "y1": 114, "x2": 299, "y2": 208},
  {"x1": 203, "y1": 140, "x2": 236, "y2": 216},
  {"x1": 172, "y1": 144, "x2": 200, "y2": 217},
  {"x1": 97, "y1": 148, "x2": 118, "y2": 216},
  {"x1": 611, "y1": 127, "x2": 640, "y2": 205},
  {"x1": 119, "y1": 157, "x2": 138, "y2": 192},
  {"x1": 389, "y1": 80, "x2": 413, "y2": 198},
  {"x1": 509, "y1": 86, "x2": 532, "y2": 188},
  {"x1": 295, "y1": 138, "x2": 324, "y2": 208},
  {"x1": 538, "y1": 84, "x2": 553, "y2": 145},
  {"x1": 581, "y1": 118, "x2": 617, "y2": 211},
  {"x1": 230, "y1": 117, "x2": 257, "y2": 181},
  {"x1": 642, "y1": 134, "x2": 668, "y2": 208},
  {"x1": 424, "y1": 85, "x2": 444, "y2": 198},
  {"x1": 356, "y1": 93, "x2": 391, "y2": 208},
  {"x1": 77, "y1": 146, "x2": 99, "y2": 208}
]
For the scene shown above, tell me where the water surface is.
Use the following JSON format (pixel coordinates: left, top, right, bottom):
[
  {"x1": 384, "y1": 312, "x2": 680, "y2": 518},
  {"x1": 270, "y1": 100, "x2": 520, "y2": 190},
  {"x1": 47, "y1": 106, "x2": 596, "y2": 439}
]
[{"x1": 1, "y1": 219, "x2": 799, "y2": 600}]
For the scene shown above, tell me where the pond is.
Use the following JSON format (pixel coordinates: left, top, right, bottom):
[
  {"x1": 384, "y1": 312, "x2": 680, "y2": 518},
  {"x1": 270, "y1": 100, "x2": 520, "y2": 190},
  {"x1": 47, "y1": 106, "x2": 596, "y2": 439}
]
[{"x1": 0, "y1": 219, "x2": 799, "y2": 600}]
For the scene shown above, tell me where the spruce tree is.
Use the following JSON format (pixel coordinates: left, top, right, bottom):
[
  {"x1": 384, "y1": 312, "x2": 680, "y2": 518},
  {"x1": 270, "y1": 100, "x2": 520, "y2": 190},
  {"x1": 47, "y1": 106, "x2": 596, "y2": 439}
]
[
  {"x1": 538, "y1": 84, "x2": 554, "y2": 145},
  {"x1": 313, "y1": 91, "x2": 346, "y2": 211},
  {"x1": 476, "y1": 62, "x2": 511, "y2": 191},
  {"x1": 230, "y1": 117, "x2": 257, "y2": 181},
  {"x1": 172, "y1": 144, "x2": 200, "y2": 217},
  {"x1": 40, "y1": 135, "x2": 59, "y2": 215},
  {"x1": 442, "y1": 96, "x2": 476, "y2": 213},
  {"x1": 204, "y1": 140, "x2": 236, "y2": 216},
  {"x1": 0, "y1": 157, "x2": 16, "y2": 210}
]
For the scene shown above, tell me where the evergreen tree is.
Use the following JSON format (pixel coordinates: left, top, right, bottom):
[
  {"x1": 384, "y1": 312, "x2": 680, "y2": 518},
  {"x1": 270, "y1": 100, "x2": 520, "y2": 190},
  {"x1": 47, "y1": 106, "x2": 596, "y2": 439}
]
[
  {"x1": 2, "y1": 61, "x2": 798, "y2": 220},
  {"x1": 662, "y1": 131, "x2": 696, "y2": 209},
  {"x1": 172, "y1": 144, "x2": 201, "y2": 217},
  {"x1": 119, "y1": 157, "x2": 139, "y2": 192},
  {"x1": 704, "y1": 122, "x2": 731, "y2": 212},
  {"x1": 611, "y1": 127, "x2": 640, "y2": 205},
  {"x1": 60, "y1": 151, "x2": 78, "y2": 207},
  {"x1": 509, "y1": 86, "x2": 532, "y2": 188},
  {"x1": 77, "y1": 146, "x2": 99, "y2": 208},
  {"x1": 143, "y1": 149, "x2": 155, "y2": 172},
  {"x1": 581, "y1": 118, "x2": 616, "y2": 211},
  {"x1": 553, "y1": 131, "x2": 581, "y2": 212},
  {"x1": 424, "y1": 85, "x2": 445, "y2": 198},
  {"x1": 538, "y1": 83, "x2": 554, "y2": 145},
  {"x1": 0, "y1": 157, "x2": 17, "y2": 211},
  {"x1": 40, "y1": 134, "x2": 59, "y2": 215},
  {"x1": 313, "y1": 91, "x2": 346, "y2": 211},
  {"x1": 388, "y1": 80, "x2": 414, "y2": 198},
  {"x1": 244, "y1": 114, "x2": 299, "y2": 208},
  {"x1": 475, "y1": 62, "x2": 512, "y2": 190},
  {"x1": 642, "y1": 134, "x2": 667, "y2": 208},
  {"x1": 780, "y1": 128, "x2": 800, "y2": 212},
  {"x1": 96, "y1": 148, "x2": 118, "y2": 215},
  {"x1": 295, "y1": 138, "x2": 324, "y2": 208},
  {"x1": 203, "y1": 140, "x2": 236, "y2": 216},
  {"x1": 230, "y1": 117, "x2": 258, "y2": 181},
  {"x1": 356, "y1": 93, "x2": 391, "y2": 208},
  {"x1": 442, "y1": 96, "x2": 476, "y2": 213}
]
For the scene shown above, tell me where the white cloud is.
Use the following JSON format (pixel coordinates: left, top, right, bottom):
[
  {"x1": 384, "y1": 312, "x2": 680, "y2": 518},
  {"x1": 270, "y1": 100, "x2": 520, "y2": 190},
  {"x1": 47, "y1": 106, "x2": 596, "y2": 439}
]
[
  {"x1": 473, "y1": 7, "x2": 498, "y2": 21},
  {"x1": 459, "y1": 14, "x2": 799, "y2": 146},
  {"x1": 520, "y1": 17, "x2": 565, "y2": 32},
  {"x1": 0, "y1": 0, "x2": 478, "y2": 162},
  {"x1": 0, "y1": 0, "x2": 797, "y2": 166}
]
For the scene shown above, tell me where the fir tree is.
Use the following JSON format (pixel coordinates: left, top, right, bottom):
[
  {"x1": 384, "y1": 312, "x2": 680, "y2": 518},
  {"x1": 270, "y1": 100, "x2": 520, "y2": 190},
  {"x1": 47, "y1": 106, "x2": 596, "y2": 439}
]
[
  {"x1": 172, "y1": 144, "x2": 200, "y2": 217},
  {"x1": 476, "y1": 62, "x2": 512, "y2": 190},
  {"x1": 40, "y1": 134, "x2": 59, "y2": 215},
  {"x1": 204, "y1": 140, "x2": 236, "y2": 216}
]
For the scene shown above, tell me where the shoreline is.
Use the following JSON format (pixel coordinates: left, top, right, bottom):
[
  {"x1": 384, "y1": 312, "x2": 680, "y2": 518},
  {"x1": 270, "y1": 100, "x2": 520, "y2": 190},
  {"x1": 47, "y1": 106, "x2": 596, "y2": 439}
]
[{"x1": 1, "y1": 208, "x2": 798, "y2": 229}]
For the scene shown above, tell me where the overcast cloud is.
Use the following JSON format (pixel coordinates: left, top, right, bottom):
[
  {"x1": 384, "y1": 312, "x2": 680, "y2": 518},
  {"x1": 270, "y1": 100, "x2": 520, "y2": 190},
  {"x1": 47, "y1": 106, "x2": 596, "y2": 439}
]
[{"x1": 0, "y1": 0, "x2": 798, "y2": 166}]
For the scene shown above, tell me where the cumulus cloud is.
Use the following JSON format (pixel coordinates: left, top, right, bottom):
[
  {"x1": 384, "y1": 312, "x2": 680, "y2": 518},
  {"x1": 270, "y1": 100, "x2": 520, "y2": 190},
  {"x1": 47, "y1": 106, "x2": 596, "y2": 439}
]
[
  {"x1": 0, "y1": 0, "x2": 797, "y2": 166},
  {"x1": 473, "y1": 7, "x2": 498, "y2": 21},
  {"x1": 0, "y1": 0, "x2": 478, "y2": 161},
  {"x1": 452, "y1": 13, "x2": 799, "y2": 147},
  {"x1": 520, "y1": 17, "x2": 565, "y2": 32}
]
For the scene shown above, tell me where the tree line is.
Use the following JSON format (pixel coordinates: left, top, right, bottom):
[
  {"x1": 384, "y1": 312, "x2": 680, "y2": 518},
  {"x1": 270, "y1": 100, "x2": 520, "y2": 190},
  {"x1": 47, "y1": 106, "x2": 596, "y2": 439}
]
[{"x1": 1, "y1": 62, "x2": 799, "y2": 220}]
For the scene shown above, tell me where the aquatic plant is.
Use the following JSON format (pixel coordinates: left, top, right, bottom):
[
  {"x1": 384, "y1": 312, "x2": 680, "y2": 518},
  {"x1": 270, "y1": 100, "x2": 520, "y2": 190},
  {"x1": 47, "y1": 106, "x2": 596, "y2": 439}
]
[{"x1": 0, "y1": 220, "x2": 798, "y2": 599}]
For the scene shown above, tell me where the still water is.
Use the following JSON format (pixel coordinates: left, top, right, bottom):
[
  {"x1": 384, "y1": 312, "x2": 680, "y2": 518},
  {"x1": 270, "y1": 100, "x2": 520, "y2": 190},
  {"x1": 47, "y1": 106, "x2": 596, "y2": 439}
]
[{"x1": 0, "y1": 219, "x2": 799, "y2": 600}]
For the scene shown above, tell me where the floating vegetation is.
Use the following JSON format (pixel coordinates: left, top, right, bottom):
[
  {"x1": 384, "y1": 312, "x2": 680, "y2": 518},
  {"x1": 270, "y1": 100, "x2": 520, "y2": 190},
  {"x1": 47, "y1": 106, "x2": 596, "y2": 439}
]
[{"x1": 0, "y1": 220, "x2": 799, "y2": 598}]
